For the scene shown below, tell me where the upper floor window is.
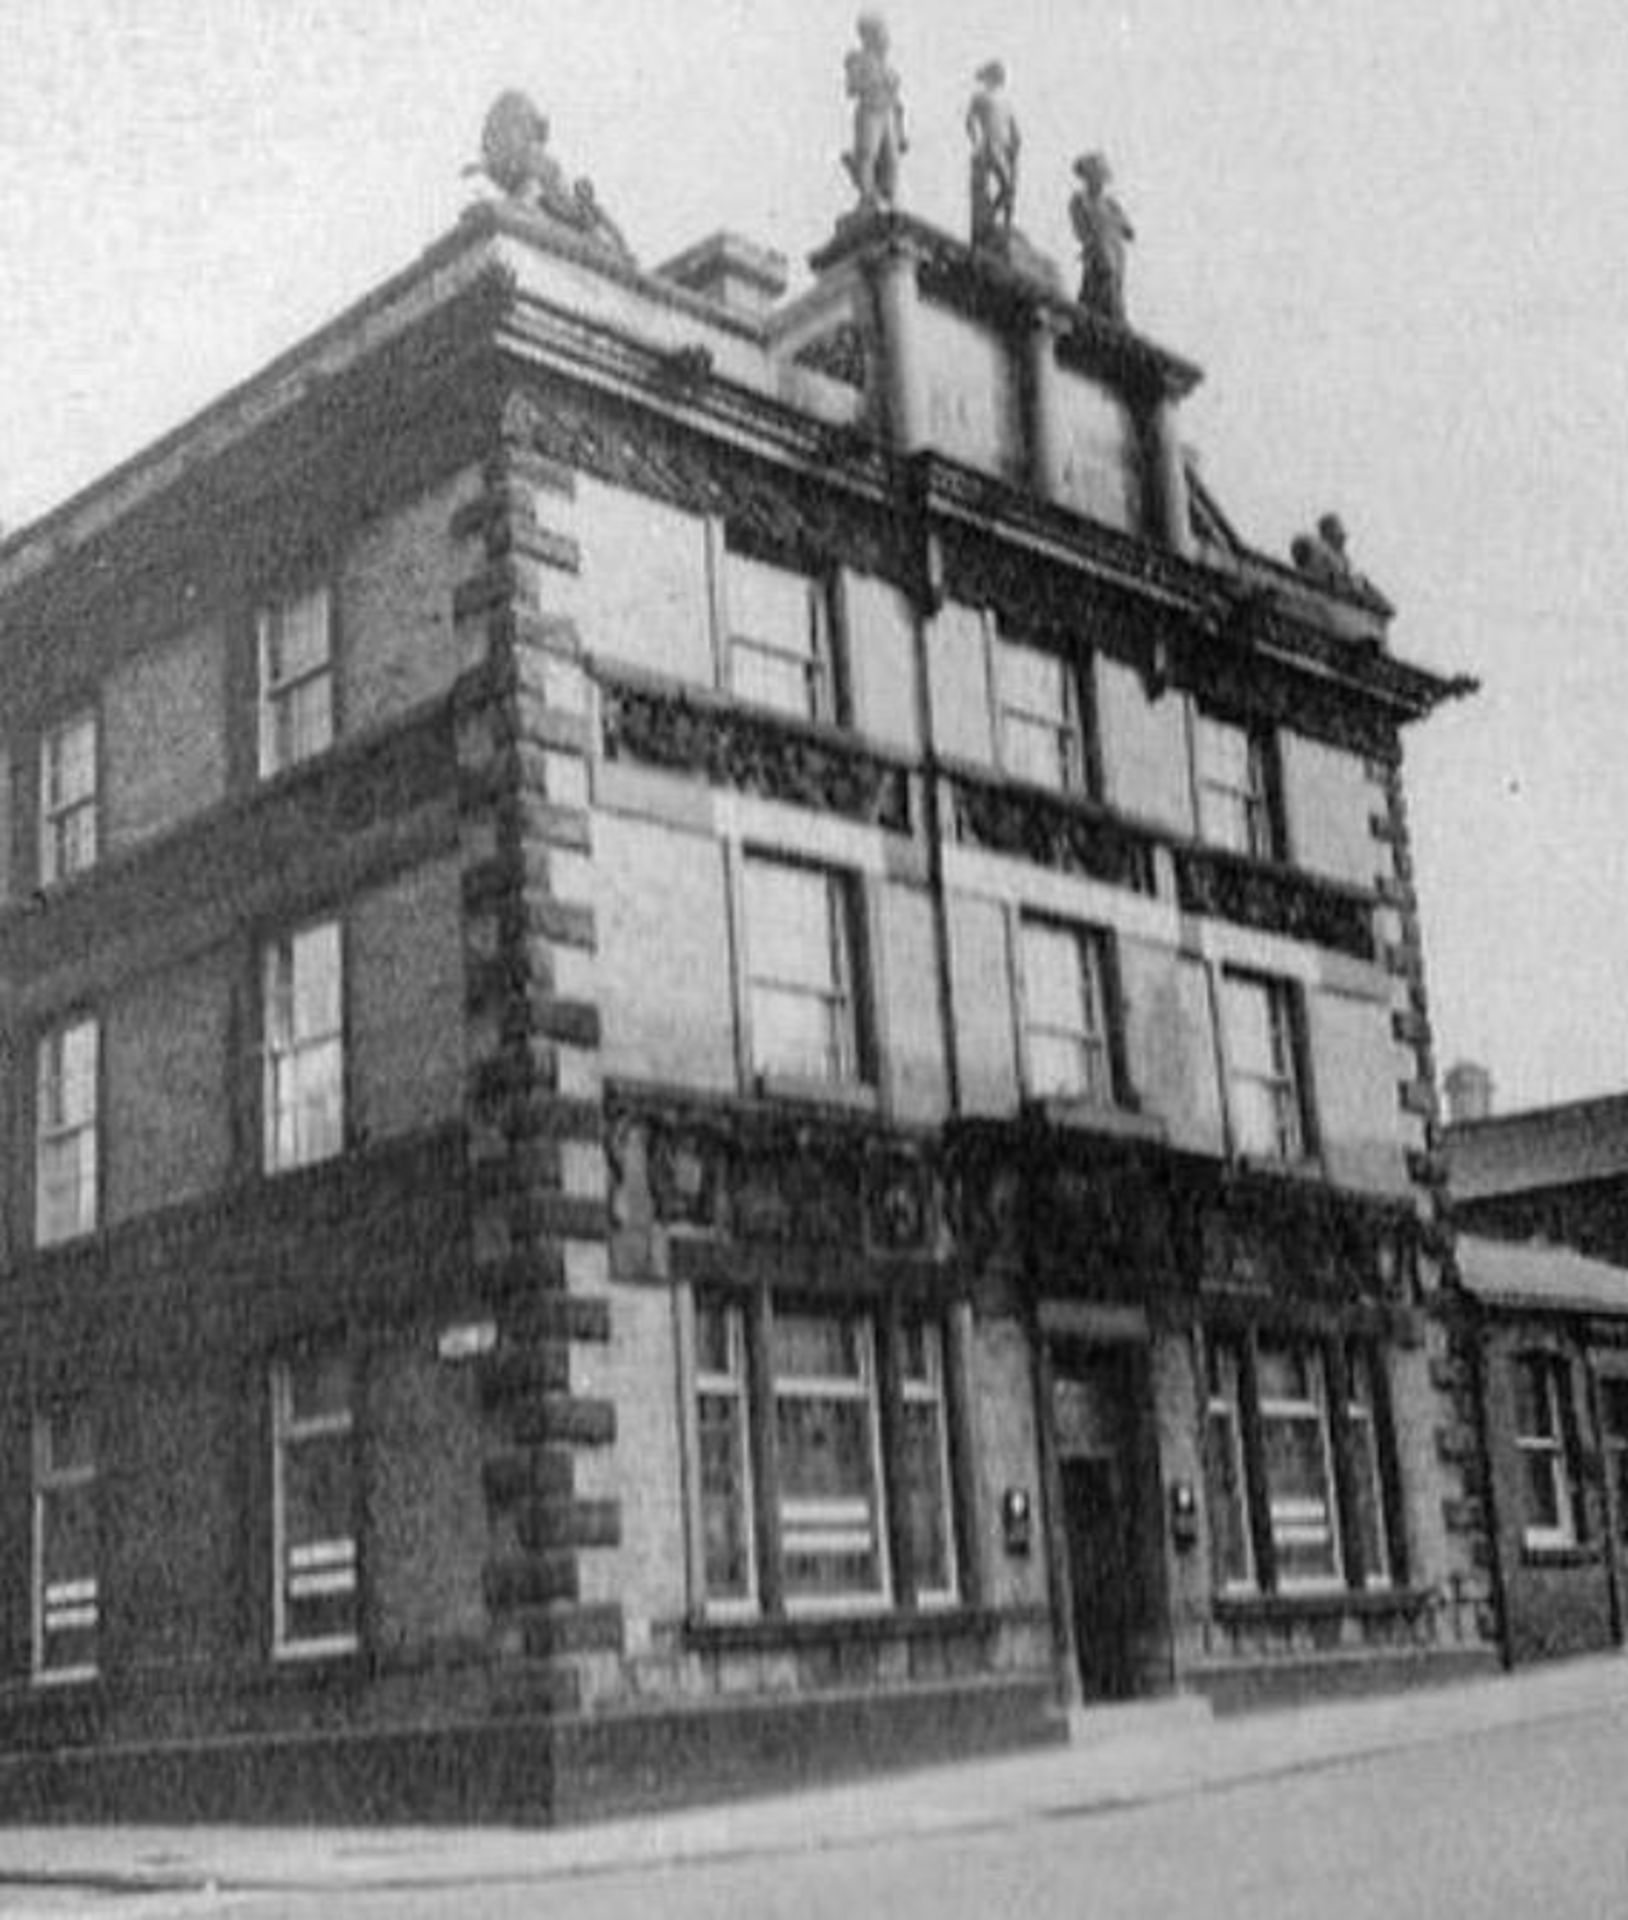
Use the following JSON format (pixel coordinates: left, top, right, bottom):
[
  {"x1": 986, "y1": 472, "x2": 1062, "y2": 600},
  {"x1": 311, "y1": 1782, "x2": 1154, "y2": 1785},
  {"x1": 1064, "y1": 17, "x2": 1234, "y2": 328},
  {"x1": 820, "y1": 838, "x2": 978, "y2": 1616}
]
[
  {"x1": 272, "y1": 1350, "x2": 359, "y2": 1658},
  {"x1": 997, "y1": 637, "x2": 1091, "y2": 794},
  {"x1": 39, "y1": 713, "x2": 97, "y2": 887},
  {"x1": 1223, "y1": 973, "x2": 1307, "y2": 1162},
  {"x1": 33, "y1": 1400, "x2": 98, "y2": 1683},
  {"x1": 36, "y1": 1016, "x2": 98, "y2": 1246},
  {"x1": 741, "y1": 856, "x2": 867, "y2": 1088},
  {"x1": 1195, "y1": 712, "x2": 1279, "y2": 860},
  {"x1": 263, "y1": 920, "x2": 344, "y2": 1173},
  {"x1": 1020, "y1": 918, "x2": 1116, "y2": 1105},
  {"x1": 692, "y1": 1293, "x2": 959, "y2": 1620},
  {"x1": 1513, "y1": 1352, "x2": 1581, "y2": 1552},
  {"x1": 258, "y1": 584, "x2": 334, "y2": 778},
  {"x1": 724, "y1": 551, "x2": 838, "y2": 724}
]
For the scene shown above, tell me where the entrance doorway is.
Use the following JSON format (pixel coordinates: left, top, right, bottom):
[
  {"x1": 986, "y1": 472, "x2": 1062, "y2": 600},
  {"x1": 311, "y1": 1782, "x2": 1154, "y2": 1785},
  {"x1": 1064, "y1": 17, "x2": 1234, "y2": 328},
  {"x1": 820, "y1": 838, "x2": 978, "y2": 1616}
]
[{"x1": 1050, "y1": 1341, "x2": 1167, "y2": 1701}]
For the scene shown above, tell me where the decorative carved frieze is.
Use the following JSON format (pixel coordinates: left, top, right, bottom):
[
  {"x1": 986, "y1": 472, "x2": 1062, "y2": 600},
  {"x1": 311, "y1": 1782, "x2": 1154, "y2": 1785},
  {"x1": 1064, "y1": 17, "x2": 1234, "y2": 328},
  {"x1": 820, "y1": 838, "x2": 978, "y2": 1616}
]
[
  {"x1": 600, "y1": 672, "x2": 913, "y2": 831},
  {"x1": 500, "y1": 385, "x2": 902, "y2": 581},
  {"x1": 793, "y1": 321, "x2": 871, "y2": 391},
  {"x1": 1173, "y1": 843, "x2": 1376, "y2": 961},
  {"x1": 1201, "y1": 1169, "x2": 1418, "y2": 1310},
  {"x1": 605, "y1": 1086, "x2": 941, "y2": 1261},
  {"x1": 948, "y1": 768, "x2": 1157, "y2": 894}
]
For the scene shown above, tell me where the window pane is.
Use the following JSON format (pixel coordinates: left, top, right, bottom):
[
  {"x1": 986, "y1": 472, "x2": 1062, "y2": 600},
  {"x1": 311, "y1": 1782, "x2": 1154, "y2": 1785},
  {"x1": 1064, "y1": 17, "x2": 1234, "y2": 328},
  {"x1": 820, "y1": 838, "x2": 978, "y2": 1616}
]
[
  {"x1": 1203, "y1": 1405, "x2": 1253, "y2": 1588},
  {"x1": 265, "y1": 588, "x2": 331, "y2": 682},
  {"x1": 1522, "y1": 1452, "x2": 1562, "y2": 1531},
  {"x1": 1001, "y1": 641, "x2": 1066, "y2": 717},
  {"x1": 773, "y1": 1309, "x2": 885, "y2": 1602},
  {"x1": 1023, "y1": 924, "x2": 1083, "y2": 1027},
  {"x1": 744, "y1": 864, "x2": 835, "y2": 991},
  {"x1": 772, "y1": 1310, "x2": 864, "y2": 1381},
  {"x1": 744, "y1": 862, "x2": 858, "y2": 1084},
  {"x1": 1512, "y1": 1355, "x2": 1554, "y2": 1440},
  {"x1": 276, "y1": 1355, "x2": 357, "y2": 1652},
  {"x1": 729, "y1": 555, "x2": 815, "y2": 655},
  {"x1": 1225, "y1": 979, "x2": 1275, "y2": 1075},
  {"x1": 900, "y1": 1322, "x2": 956, "y2": 1600},
  {"x1": 695, "y1": 1298, "x2": 754, "y2": 1604},
  {"x1": 698, "y1": 1392, "x2": 754, "y2": 1600}
]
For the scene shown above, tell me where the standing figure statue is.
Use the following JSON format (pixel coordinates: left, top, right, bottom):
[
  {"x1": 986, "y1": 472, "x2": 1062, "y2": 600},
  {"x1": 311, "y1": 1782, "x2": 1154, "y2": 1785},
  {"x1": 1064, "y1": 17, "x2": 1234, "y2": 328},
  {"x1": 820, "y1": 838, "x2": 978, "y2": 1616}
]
[
  {"x1": 843, "y1": 12, "x2": 907, "y2": 213},
  {"x1": 965, "y1": 61, "x2": 1020, "y2": 245},
  {"x1": 1069, "y1": 152, "x2": 1135, "y2": 322}
]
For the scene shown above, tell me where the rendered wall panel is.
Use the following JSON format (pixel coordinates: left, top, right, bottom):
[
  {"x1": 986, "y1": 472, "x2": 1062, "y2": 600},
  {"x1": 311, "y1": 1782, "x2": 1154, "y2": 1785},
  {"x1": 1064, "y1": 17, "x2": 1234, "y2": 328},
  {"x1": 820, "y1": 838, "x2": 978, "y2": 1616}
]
[
  {"x1": 927, "y1": 603, "x2": 995, "y2": 767},
  {"x1": 341, "y1": 471, "x2": 475, "y2": 732},
  {"x1": 349, "y1": 857, "x2": 466, "y2": 1144},
  {"x1": 1096, "y1": 655, "x2": 1193, "y2": 834},
  {"x1": 574, "y1": 477, "x2": 714, "y2": 687},
  {"x1": 1280, "y1": 732, "x2": 1379, "y2": 889},
  {"x1": 596, "y1": 814, "x2": 737, "y2": 1091},
  {"x1": 105, "y1": 953, "x2": 232, "y2": 1224},
  {"x1": 1118, "y1": 938, "x2": 1225, "y2": 1155},
  {"x1": 947, "y1": 892, "x2": 1018, "y2": 1116},
  {"x1": 104, "y1": 622, "x2": 227, "y2": 855},
  {"x1": 843, "y1": 572, "x2": 918, "y2": 752}
]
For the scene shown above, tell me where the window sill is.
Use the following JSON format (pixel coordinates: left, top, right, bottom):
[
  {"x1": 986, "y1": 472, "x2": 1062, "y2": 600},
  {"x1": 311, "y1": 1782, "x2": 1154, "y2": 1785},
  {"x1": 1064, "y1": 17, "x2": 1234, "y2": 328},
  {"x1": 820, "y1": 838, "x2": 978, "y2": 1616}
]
[
  {"x1": 752, "y1": 1073, "x2": 879, "y2": 1114},
  {"x1": 1212, "y1": 1585, "x2": 1435, "y2": 1626},
  {"x1": 1519, "y1": 1542, "x2": 1599, "y2": 1570},
  {"x1": 685, "y1": 1603, "x2": 997, "y2": 1652},
  {"x1": 1026, "y1": 1098, "x2": 1167, "y2": 1145}
]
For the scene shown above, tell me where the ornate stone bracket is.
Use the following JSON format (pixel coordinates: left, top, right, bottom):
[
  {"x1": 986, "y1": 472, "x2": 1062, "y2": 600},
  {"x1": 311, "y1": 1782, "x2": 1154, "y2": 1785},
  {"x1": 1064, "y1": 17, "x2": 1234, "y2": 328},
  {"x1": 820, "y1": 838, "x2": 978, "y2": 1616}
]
[
  {"x1": 1173, "y1": 843, "x2": 1376, "y2": 961},
  {"x1": 600, "y1": 672, "x2": 913, "y2": 831}
]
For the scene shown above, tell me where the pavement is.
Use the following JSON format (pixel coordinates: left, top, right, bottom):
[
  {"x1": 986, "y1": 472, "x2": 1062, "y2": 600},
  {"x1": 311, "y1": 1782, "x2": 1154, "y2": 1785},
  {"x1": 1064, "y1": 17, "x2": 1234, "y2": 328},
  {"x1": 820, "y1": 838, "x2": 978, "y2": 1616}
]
[{"x1": 1, "y1": 1652, "x2": 1626, "y2": 1898}]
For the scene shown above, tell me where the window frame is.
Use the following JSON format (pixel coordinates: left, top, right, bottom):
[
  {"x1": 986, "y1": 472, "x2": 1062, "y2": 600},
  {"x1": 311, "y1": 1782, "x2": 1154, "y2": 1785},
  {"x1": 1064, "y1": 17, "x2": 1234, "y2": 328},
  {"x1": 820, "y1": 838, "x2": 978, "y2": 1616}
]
[
  {"x1": 1598, "y1": 1370, "x2": 1628, "y2": 1546},
  {"x1": 1018, "y1": 915, "x2": 1120, "y2": 1108},
  {"x1": 1255, "y1": 1340, "x2": 1344, "y2": 1593},
  {"x1": 38, "y1": 710, "x2": 98, "y2": 889},
  {"x1": 35, "y1": 1014, "x2": 99, "y2": 1248},
  {"x1": 739, "y1": 853, "x2": 871, "y2": 1094},
  {"x1": 687, "y1": 1290, "x2": 962, "y2": 1623},
  {"x1": 1221, "y1": 970, "x2": 1311, "y2": 1164},
  {"x1": 1512, "y1": 1351, "x2": 1581, "y2": 1553},
  {"x1": 261, "y1": 918, "x2": 346, "y2": 1175},
  {"x1": 994, "y1": 630, "x2": 1095, "y2": 797},
  {"x1": 32, "y1": 1400, "x2": 99, "y2": 1686},
  {"x1": 1204, "y1": 1330, "x2": 1400, "y2": 1599},
  {"x1": 721, "y1": 545, "x2": 843, "y2": 727},
  {"x1": 270, "y1": 1349, "x2": 360, "y2": 1661},
  {"x1": 1195, "y1": 709, "x2": 1281, "y2": 862},
  {"x1": 256, "y1": 581, "x2": 335, "y2": 780}
]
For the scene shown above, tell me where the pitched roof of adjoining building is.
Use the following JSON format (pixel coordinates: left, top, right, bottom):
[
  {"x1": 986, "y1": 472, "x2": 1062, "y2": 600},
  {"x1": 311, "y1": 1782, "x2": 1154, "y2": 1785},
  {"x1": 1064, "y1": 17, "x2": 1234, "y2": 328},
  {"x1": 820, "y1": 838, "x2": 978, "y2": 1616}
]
[
  {"x1": 1458, "y1": 1232, "x2": 1628, "y2": 1316},
  {"x1": 1446, "y1": 1095, "x2": 1628, "y2": 1200}
]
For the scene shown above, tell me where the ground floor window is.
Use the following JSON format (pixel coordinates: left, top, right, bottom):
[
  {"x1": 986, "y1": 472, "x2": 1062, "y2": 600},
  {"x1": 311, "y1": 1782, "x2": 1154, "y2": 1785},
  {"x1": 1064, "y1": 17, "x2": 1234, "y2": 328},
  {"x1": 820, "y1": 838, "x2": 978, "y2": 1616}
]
[
  {"x1": 1203, "y1": 1329, "x2": 1399, "y2": 1598},
  {"x1": 1598, "y1": 1373, "x2": 1628, "y2": 1544},
  {"x1": 33, "y1": 1401, "x2": 98, "y2": 1682},
  {"x1": 1512, "y1": 1352, "x2": 1582, "y2": 1552},
  {"x1": 692, "y1": 1292, "x2": 960, "y2": 1618},
  {"x1": 272, "y1": 1351, "x2": 359, "y2": 1657}
]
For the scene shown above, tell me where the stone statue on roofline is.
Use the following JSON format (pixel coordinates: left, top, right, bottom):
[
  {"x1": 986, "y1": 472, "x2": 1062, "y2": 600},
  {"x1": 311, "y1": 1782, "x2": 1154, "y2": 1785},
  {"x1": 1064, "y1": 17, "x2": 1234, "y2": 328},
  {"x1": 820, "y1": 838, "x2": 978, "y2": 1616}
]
[
  {"x1": 1069, "y1": 151, "x2": 1134, "y2": 322},
  {"x1": 470, "y1": 91, "x2": 633, "y2": 262},
  {"x1": 842, "y1": 12, "x2": 907, "y2": 214},
  {"x1": 966, "y1": 61, "x2": 1020, "y2": 246},
  {"x1": 1292, "y1": 512, "x2": 1382, "y2": 601}
]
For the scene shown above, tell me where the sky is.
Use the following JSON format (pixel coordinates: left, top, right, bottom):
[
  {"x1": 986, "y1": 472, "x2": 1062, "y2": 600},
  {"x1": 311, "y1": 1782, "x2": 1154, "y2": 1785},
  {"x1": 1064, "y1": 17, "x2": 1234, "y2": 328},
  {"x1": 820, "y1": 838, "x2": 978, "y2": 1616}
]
[{"x1": 3, "y1": 0, "x2": 1627, "y2": 1116}]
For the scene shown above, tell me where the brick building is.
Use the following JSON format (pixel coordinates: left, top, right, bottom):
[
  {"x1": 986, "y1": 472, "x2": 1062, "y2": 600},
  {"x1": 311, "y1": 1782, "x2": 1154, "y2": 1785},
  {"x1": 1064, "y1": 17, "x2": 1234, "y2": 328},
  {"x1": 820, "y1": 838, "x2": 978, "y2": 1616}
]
[
  {"x1": 1445, "y1": 1081, "x2": 1628, "y2": 1665},
  {"x1": 0, "y1": 111, "x2": 1490, "y2": 1819}
]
